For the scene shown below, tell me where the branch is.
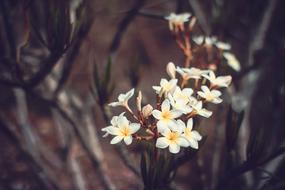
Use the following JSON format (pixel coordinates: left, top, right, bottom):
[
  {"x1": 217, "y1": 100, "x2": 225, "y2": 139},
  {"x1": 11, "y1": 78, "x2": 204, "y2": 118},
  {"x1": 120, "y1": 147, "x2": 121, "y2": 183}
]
[
  {"x1": 0, "y1": 119, "x2": 58, "y2": 190},
  {"x1": 109, "y1": 0, "x2": 146, "y2": 54},
  {"x1": 29, "y1": 90, "x2": 116, "y2": 190}
]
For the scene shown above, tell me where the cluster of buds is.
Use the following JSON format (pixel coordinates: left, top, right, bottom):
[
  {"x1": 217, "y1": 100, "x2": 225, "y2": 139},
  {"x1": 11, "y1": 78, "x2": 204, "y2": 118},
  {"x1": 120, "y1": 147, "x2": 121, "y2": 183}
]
[{"x1": 102, "y1": 62, "x2": 232, "y2": 154}]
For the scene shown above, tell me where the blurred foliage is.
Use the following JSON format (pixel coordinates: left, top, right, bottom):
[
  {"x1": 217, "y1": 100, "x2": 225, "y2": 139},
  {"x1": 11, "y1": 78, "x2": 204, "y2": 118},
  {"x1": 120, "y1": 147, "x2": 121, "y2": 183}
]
[{"x1": 0, "y1": 0, "x2": 284, "y2": 189}]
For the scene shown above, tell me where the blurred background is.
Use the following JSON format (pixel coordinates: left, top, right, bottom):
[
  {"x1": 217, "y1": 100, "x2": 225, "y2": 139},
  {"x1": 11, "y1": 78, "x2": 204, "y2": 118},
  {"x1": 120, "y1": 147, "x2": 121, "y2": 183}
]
[{"x1": 0, "y1": 0, "x2": 285, "y2": 189}]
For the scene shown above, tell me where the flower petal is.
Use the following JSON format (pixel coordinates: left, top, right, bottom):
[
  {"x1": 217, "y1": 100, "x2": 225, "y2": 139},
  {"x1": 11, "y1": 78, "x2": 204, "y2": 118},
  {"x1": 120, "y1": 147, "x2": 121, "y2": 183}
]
[
  {"x1": 188, "y1": 138, "x2": 199, "y2": 149},
  {"x1": 152, "y1": 86, "x2": 161, "y2": 93},
  {"x1": 182, "y1": 88, "x2": 193, "y2": 97},
  {"x1": 193, "y1": 36, "x2": 204, "y2": 45},
  {"x1": 209, "y1": 71, "x2": 216, "y2": 80},
  {"x1": 176, "y1": 119, "x2": 186, "y2": 131},
  {"x1": 157, "y1": 121, "x2": 169, "y2": 134},
  {"x1": 216, "y1": 42, "x2": 231, "y2": 50},
  {"x1": 118, "y1": 94, "x2": 126, "y2": 102},
  {"x1": 212, "y1": 97, "x2": 223, "y2": 104},
  {"x1": 108, "y1": 102, "x2": 122, "y2": 107},
  {"x1": 110, "y1": 136, "x2": 123, "y2": 144},
  {"x1": 105, "y1": 126, "x2": 120, "y2": 135},
  {"x1": 198, "y1": 109, "x2": 212, "y2": 118},
  {"x1": 170, "y1": 109, "x2": 182, "y2": 119},
  {"x1": 211, "y1": 90, "x2": 222, "y2": 97},
  {"x1": 125, "y1": 88, "x2": 135, "y2": 100},
  {"x1": 117, "y1": 116, "x2": 129, "y2": 129},
  {"x1": 223, "y1": 52, "x2": 240, "y2": 71},
  {"x1": 156, "y1": 137, "x2": 169, "y2": 149},
  {"x1": 201, "y1": 85, "x2": 210, "y2": 93},
  {"x1": 161, "y1": 99, "x2": 170, "y2": 112},
  {"x1": 160, "y1": 125, "x2": 171, "y2": 136},
  {"x1": 177, "y1": 137, "x2": 189, "y2": 147},
  {"x1": 110, "y1": 116, "x2": 119, "y2": 126},
  {"x1": 129, "y1": 123, "x2": 140, "y2": 134},
  {"x1": 197, "y1": 91, "x2": 206, "y2": 99},
  {"x1": 187, "y1": 118, "x2": 193, "y2": 130},
  {"x1": 124, "y1": 136, "x2": 132, "y2": 145},
  {"x1": 191, "y1": 131, "x2": 202, "y2": 141},
  {"x1": 169, "y1": 143, "x2": 180, "y2": 154},
  {"x1": 160, "y1": 78, "x2": 168, "y2": 87},
  {"x1": 152, "y1": 110, "x2": 162, "y2": 120}
]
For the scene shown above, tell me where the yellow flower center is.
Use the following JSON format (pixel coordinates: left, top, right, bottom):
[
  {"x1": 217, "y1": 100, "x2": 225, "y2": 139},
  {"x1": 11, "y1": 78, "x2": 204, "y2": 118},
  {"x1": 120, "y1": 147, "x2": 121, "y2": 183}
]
[
  {"x1": 184, "y1": 128, "x2": 192, "y2": 139},
  {"x1": 167, "y1": 132, "x2": 179, "y2": 144},
  {"x1": 163, "y1": 83, "x2": 173, "y2": 91},
  {"x1": 205, "y1": 92, "x2": 214, "y2": 101},
  {"x1": 119, "y1": 126, "x2": 130, "y2": 137},
  {"x1": 161, "y1": 111, "x2": 172, "y2": 121}
]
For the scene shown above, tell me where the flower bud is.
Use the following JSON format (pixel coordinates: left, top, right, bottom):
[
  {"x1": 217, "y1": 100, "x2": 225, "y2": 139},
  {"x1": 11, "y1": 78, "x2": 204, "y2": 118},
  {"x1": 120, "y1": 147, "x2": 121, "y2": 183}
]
[
  {"x1": 166, "y1": 62, "x2": 176, "y2": 79},
  {"x1": 136, "y1": 91, "x2": 142, "y2": 111},
  {"x1": 142, "y1": 104, "x2": 153, "y2": 118},
  {"x1": 188, "y1": 17, "x2": 197, "y2": 30}
]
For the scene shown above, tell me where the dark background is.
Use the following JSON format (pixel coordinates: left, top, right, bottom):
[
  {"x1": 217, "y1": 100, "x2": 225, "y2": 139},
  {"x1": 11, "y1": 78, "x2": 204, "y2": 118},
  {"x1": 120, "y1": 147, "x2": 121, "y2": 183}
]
[{"x1": 0, "y1": 0, "x2": 284, "y2": 189}]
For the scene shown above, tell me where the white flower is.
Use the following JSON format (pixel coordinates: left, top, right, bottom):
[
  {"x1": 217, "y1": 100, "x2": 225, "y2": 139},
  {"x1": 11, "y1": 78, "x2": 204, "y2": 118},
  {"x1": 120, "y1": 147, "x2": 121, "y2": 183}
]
[
  {"x1": 202, "y1": 71, "x2": 232, "y2": 88},
  {"x1": 193, "y1": 36, "x2": 231, "y2": 50},
  {"x1": 156, "y1": 126, "x2": 189, "y2": 154},
  {"x1": 108, "y1": 88, "x2": 135, "y2": 107},
  {"x1": 102, "y1": 112, "x2": 125, "y2": 137},
  {"x1": 152, "y1": 99, "x2": 182, "y2": 133},
  {"x1": 102, "y1": 114, "x2": 140, "y2": 145},
  {"x1": 223, "y1": 52, "x2": 241, "y2": 71},
  {"x1": 166, "y1": 62, "x2": 176, "y2": 79},
  {"x1": 152, "y1": 78, "x2": 177, "y2": 97},
  {"x1": 165, "y1": 12, "x2": 191, "y2": 31},
  {"x1": 177, "y1": 119, "x2": 202, "y2": 149},
  {"x1": 177, "y1": 66, "x2": 209, "y2": 80},
  {"x1": 197, "y1": 85, "x2": 222, "y2": 104},
  {"x1": 168, "y1": 94, "x2": 192, "y2": 114},
  {"x1": 190, "y1": 100, "x2": 212, "y2": 118},
  {"x1": 173, "y1": 87, "x2": 193, "y2": 103}
]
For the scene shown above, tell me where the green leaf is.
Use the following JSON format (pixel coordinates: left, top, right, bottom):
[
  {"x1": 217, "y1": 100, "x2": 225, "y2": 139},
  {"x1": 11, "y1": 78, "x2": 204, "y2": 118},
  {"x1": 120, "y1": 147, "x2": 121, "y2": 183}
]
[{"x1": 103, "y1": 56, "x2": 112, "y2": 87}]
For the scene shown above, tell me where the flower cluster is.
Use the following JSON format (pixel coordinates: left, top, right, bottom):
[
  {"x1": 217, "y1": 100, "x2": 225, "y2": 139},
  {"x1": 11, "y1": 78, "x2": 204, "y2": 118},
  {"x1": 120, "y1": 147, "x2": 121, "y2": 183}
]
[
  {"x1": 164, "y1": 12, "x2": 241, "y2": 72},
  {"x1": 165, "y1": 13, "x2": 191, "y2": 31},
  {"x1": 193, "y1": 35, "x2": 241, "y2": 71},
  {"x1": 102, "y1": 62, "x2": 232, "y2": 154}
]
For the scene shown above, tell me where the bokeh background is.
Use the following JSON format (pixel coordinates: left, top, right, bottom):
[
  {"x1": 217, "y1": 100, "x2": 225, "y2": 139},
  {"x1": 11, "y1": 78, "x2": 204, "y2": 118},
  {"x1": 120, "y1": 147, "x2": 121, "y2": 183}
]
[{"x1": 0, "y1": 0, "x2": 285, "y2": 189}]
